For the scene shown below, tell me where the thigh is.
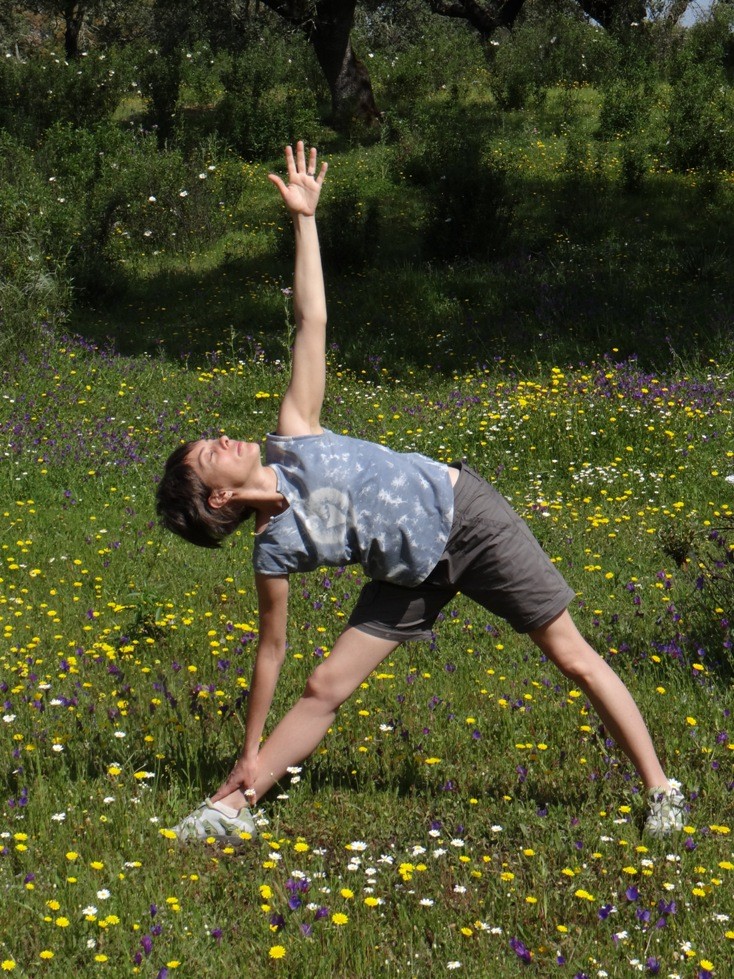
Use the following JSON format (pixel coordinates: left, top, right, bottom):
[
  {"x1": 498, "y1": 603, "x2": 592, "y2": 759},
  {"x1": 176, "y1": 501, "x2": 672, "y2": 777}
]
[{"x1": 309, "y1": 626, "x2": 402, "y2": 707}]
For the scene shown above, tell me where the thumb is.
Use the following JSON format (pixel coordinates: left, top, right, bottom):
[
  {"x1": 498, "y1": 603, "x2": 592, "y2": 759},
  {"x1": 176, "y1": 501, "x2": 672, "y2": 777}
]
[
  {"x1": 268, "y1": 173, "x2": 288, "y2": 196},
  {"x1": 210, "y1": 774, "x2": 240, "y2": 804}
]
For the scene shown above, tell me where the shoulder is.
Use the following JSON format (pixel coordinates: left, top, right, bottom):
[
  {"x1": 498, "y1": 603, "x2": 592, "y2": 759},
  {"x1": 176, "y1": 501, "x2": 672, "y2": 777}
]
[{"x1": 265, "y1": 428, "x2": 335, "y2": 461}]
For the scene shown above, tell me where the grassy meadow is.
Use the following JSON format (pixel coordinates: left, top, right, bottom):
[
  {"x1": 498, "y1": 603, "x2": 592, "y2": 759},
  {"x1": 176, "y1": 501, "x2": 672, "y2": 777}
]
[
  {"x1": 1, "y1": 316, "x2": 733, "y2": 977},
  {"x1": 2, "y1": 17, "x2": 734, "y2": 975}
]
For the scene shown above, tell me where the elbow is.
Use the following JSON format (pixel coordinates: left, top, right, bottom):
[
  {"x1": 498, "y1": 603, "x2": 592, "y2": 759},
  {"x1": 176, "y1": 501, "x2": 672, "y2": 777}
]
[
  {"x1": 258, "y1": 639, "x2": 287, "y2": 669},
  {"x1": 296, "y1": 314, "x2": 327, "y2": 334}
]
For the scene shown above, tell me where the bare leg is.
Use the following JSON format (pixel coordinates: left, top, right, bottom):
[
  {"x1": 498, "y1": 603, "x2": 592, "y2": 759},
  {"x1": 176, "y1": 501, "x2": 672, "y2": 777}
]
[
  {"x1": 529, "y1": 609, "x2": 669, "y2": 790},
  {"x1": 219, "y1": 628, "x2": 400, "y2": 808}
]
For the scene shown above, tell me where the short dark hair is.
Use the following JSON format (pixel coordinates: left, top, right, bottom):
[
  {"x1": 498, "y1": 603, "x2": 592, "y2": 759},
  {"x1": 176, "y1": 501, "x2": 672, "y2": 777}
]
[{"x1": 155, "y1": 441, "x2": 253, "y2": 548}]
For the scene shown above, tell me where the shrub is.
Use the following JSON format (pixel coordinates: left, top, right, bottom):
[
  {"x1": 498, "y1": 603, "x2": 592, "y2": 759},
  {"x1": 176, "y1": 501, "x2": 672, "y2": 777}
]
[
  {"x1": 0, "y1": 48, "x2": 132, "y2": 143},
  {"x1": 619, "y1": 139, "x2": 648, "y2": 194},
  {"x1": 0, "y1": 134, "x2": 72, "y2": 363},
  {"x1": 393, "y1": 100, "x2": 511, "y2": 262},
  {"x1": 597, "y1": 79, "x2": 650, "y2": 139},
  {"x1": 32, "y1": 122, "x2": 247, "y2": 299},
  {"x1": 669, "y1": 5, "x2": 734, "y2": 84},
  {"x1": 179, "y1": 41, "x2": 224, "y2": 107},
  {"x1": 488, "y1": 9, "x2": 618, "y2": 110},
  {"x1": 216, "y1": 28, "x2": 324, "y2": 160},
  {"x1": 368, "y1": 19, "x2": 486, "y2": 116},
  {"x1": 316, "y1": 174, "x2": 381, "y2": 272},
  {"x1": 665, "y1": 62, "x2": 734, "y2": 173},
  {"x1": 660, "y1": 6, "x2": 734, "y2": 174}
]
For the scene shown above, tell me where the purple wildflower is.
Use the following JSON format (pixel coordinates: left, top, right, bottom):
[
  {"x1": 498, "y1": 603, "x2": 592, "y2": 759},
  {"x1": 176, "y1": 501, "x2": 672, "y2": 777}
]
[{"x1": 509, "y1": 937, "x2": 532, "y2": 964}]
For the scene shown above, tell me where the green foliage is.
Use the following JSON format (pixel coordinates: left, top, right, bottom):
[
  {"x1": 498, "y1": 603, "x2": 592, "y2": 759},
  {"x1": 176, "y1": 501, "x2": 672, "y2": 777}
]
[
  {"x1": 488, "y1": 8, "x2": 618, "y2": 110},
  {"x1": 0, "y1": 134, "x2": 71, "y2": 363},
  {"x1": 3, "y1": 1, "x2": 734, "y2": 369},
  {"x1": 354, "y1": 0, "x2": 436, "y2": 54},
  {"x1": 670, "y1": 3, "x2": 734, "y2": 83},
  {"x1": 619, "y1": 138, "x2": 648, "y2": 193},
  {"x1": 665, "y1": 61, "x2": 734, "y2": 173},
  {"x1": 33, "y1": 122, "x2": 248, "y2": 297},
  {"x1": 316, "y1": 173, "x2": 381, "y2": 272},
  {"x1": 0, "y1": 48, "x2": 133, "y2": 143},
  {"x1": 369, "y1": 19, "x2": 486, "y2": 114},
  {"x1": 392, "y1": 99, "x2": 511, "y2": 262},
  {"x1": 216, "y1": 28, "x2": 324, "y2": 160},
  {"x1": 178, "y1": 41, "x2": 225, "y2": 106},
  {"x1": 659, "y1": 5, "x2": 734, "y2": 173},
  {"x1": 597, "y1": 79, "x2": 650, "y2": 139}
]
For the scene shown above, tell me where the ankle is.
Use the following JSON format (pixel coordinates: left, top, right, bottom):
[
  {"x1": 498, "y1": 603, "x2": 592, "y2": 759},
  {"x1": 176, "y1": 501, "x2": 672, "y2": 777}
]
[
  {"x1": 219, "y1": 789, "x2": 251, "y2": 811},
  {"x1": 646, "y1": 777, "x2": 681, "y2": 795}
]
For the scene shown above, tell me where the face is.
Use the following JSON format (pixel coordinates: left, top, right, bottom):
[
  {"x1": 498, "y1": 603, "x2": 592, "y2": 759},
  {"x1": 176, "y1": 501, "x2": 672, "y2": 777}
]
[{"x1": 187, "y1": 435, "x2": 261, "y2": 506}]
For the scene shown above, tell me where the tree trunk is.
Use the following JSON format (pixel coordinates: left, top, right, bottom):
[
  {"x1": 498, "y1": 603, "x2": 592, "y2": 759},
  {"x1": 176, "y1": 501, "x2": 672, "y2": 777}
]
[
  {"x1": 307, "y1": 1, "x2": 380, "y2": 126},
  {"x1": 261, "y1": 0, "x2": 380, "y2": 128},
  {"x1": 63, "y1": 1, "x2": 86, "y2": 59}
]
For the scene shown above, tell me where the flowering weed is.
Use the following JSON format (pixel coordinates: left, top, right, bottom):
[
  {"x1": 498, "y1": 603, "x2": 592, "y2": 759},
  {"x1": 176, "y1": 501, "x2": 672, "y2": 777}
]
[{"x1": 1, "y1": 332, "x2": 732, "y2": 977}]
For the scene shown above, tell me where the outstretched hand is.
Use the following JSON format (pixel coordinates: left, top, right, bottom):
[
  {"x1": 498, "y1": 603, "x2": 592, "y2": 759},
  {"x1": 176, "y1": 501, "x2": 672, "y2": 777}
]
[
  {"x1": 268, "y1": 141, "x2": 327, "y2": 217},
  {"x1": 210, "y1": 755, "x2": 257, "y2": 806}
]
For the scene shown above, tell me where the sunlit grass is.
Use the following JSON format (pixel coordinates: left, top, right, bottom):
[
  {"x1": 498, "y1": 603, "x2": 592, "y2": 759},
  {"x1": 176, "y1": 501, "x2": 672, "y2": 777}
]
[{"x1": 1, "y1": 330, "x2": 732, "y2": 977}]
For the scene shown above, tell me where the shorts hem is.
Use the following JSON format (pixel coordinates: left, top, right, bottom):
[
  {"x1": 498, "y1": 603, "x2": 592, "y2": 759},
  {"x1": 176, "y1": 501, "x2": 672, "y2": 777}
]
[
  {"x1": 511, "y1": 589, "x2": 575, "y2": 634},
  {"x1": 350, "y1": 621, "x2": 434, "y2": 643}
]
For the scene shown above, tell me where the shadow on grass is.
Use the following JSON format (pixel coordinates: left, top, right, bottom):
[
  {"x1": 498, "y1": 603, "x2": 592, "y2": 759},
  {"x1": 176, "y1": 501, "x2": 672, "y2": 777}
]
[{"x1": 70, "y1": 166, "x2": 734, "y2": 375}]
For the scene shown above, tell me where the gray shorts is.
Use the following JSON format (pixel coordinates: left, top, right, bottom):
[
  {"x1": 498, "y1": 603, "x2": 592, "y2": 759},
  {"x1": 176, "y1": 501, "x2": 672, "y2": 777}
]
[{"x1": 348, "y1": 463, "x2": 575, "y2": 642}]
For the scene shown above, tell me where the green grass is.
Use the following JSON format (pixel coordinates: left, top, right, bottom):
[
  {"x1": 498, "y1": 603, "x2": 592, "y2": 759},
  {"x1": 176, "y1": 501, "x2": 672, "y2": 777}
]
[
  {"x1": 3, "y1": 51, "x2": 734, "y2": 975},
  {"x1": 1, "y1": 329, "x2": 732, "y2": 977}
]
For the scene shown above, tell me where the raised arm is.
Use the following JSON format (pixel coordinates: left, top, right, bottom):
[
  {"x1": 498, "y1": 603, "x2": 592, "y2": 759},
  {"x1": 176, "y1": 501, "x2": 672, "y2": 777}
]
[{"x1": 269, "y1": 142, "x2": 328, "y2": 437}]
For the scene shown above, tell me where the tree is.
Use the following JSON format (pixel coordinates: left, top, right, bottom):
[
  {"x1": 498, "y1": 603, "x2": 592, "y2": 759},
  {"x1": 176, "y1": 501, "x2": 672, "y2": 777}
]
[
  {"x1": 22, "y1": 2, "x2": 104, "y2": 59},
  {"x1": 18, "y1": 1, "x2": 154, "y2": 57},
  {"x1": 424, "y1": 0, "x2": 526, "y2": 37},
  {"x1": 142, "y1": 0, "x2": 196, "y2": 144},
  {"x1": 647, "y1": 1, "x2": 694, "y2": 23},
  {"x1": 257, "y1": 0, "x2": 694, "y2": 128},
  {"x1": 424, "y1": 1, "x2": 681, "y2": 35},
  {"x1": 260, "y1": 0, "x2": 380, "y2": 126}
]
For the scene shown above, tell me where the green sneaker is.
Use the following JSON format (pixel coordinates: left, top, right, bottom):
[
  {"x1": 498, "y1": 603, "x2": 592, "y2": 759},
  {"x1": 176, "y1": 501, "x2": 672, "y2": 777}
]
[
  {"x1": 169, "y1": 798, "x2": 257, "y2": 845},
  {"x1": 644, "y1": 779, "x2": 685, "y2": 838}
]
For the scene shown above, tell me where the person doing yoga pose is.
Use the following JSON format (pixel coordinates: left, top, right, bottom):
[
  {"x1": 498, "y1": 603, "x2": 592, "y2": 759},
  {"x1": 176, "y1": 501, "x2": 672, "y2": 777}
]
[{"x1": 156, "y1": 143, "x2": 684, "y2": 843}]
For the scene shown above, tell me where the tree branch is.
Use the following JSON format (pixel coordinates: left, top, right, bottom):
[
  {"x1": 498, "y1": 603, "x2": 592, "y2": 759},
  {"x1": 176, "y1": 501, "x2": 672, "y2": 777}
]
[
  {"x1": 574, "y1": 1, "x2": 647, "y2": 29},
  {"x1": 426, "y1": 1, "x2": 526, "y2": 35}
]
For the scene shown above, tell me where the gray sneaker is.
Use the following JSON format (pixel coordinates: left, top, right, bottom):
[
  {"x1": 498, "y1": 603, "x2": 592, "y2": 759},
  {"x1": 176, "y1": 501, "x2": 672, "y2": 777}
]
[
  {"x1": 644, "y1": 779, "x2": 685, "y2": 838},
  {"x1": 169, "y1": 798, "x2": 257, "y2": 845}
]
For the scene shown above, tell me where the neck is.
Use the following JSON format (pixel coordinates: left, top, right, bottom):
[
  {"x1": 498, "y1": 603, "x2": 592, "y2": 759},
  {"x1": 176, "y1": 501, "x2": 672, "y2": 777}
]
[{"x1": 233, "y1": 465, "x2": 283, "y2": 510}]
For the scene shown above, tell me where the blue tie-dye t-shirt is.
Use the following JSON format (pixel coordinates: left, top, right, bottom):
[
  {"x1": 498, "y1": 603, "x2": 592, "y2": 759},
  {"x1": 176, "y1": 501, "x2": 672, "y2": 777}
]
[{"x1": 252, "y1": 429, "x2": 454, "y2": 586}]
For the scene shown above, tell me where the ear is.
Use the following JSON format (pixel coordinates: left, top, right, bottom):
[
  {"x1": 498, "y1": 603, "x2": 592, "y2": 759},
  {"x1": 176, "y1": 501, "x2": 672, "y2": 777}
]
[{"x1": 208, "y1": 488, "x2": 233, "y2": 510}]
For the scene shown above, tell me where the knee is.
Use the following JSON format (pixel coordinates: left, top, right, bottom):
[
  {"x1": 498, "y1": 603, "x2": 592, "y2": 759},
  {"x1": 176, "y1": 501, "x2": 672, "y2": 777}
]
[
  {"x1": 303, "y1": 665, "x2": 345, "y2": 713},
  {"x1": 530, "y1": 612, "x2": 601, "y2": 683},
  {"x1": 547, "y1": 642, "x2": 599, "y2": 684},
  {"x1": 537, "y1": 634, "x2": 604, "y2": 686}
]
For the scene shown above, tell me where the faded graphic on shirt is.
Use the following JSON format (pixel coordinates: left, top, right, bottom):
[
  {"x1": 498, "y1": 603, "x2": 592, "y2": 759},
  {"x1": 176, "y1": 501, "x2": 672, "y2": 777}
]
[{"x1": 252, "y1": 429, "x2": 454, "y2": 586}]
